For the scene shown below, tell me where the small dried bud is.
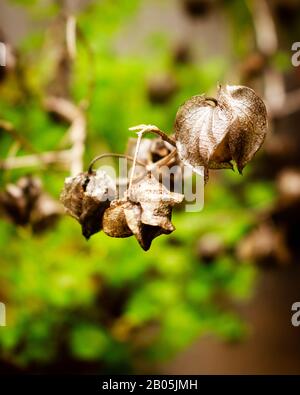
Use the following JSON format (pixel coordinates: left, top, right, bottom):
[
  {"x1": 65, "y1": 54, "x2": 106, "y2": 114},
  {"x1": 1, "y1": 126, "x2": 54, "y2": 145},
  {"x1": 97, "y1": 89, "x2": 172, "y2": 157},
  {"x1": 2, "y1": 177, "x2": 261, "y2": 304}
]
[
  {"x1": 196, "y1": 233, "x2": 224, "y2": 263},
  {"x1": 0, "y1": 176, "x2": 42, "y2": 225},
  {"x1": 60, "y1": 170, "x2": 116, "y2": 239},
  {"x1": 147, "y1": 73, "x2": 178, "y2": 104},
  {"x1": 0, "y1": 176, "x2": 61, "y2": 232},
  {"x1": 277, "y1": 168, "x2": 300, "y2": 203},
  {"x1": 127, "y1": 136, "x2": 177, "y2": 166},
  {"x1": 237, "y1": 223, "x2": 290, "y2": 266},
  {"x1": 175, "y1": 84, "x2": 267, "y2": 174}
]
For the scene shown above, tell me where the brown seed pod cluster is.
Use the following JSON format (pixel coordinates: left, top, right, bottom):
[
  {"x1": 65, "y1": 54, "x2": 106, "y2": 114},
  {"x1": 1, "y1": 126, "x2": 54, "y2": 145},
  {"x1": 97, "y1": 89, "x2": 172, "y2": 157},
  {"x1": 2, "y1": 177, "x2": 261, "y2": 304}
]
[
  {"x1": 61, "y1": 170, "x2": 184, "y2": 251},
  {"x1": 61, "y1": 84, "x2": 267, "y2": 251}
]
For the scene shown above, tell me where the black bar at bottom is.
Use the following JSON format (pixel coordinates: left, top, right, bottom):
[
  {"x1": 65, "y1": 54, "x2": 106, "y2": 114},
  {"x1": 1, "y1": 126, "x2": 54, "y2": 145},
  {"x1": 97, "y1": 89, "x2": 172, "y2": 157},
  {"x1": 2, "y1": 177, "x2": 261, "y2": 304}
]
[{"x1": 0, "y1": 375, "x2": 299, "y2": 393}]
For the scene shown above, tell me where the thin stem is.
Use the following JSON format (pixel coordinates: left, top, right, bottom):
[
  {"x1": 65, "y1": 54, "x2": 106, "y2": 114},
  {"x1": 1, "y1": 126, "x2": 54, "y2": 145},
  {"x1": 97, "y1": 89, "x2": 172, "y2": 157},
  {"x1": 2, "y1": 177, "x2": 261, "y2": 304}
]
[
  {"x1": 88, "y1": 153, "x2": 146, "y2": 174},
  {"x1": 146, "y1": 148, "x2": 177, "y2": 171},
  {"x1": 128, "y1": 131, "x2": 143, "y2": 192},
  {"x1": 116, "y1": 150, "x2": 178, "y2": 187},
  {"x1": 129, "y1": 124, "x2": 176, "y2": 147}
]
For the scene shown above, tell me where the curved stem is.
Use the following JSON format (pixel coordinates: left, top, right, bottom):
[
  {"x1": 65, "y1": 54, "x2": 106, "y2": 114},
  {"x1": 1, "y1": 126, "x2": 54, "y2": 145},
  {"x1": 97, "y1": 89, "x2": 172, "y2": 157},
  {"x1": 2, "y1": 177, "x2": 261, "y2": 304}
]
[
  {"x1": 88, "y1": 153, "x2": 146, "y2": 174},
  {"x1": 146, "y1": 148, "x2": 177, "y2": 171},
  {"x1": 117, "y1": 149, "x2": 178, "y2": 188},
  {"x1": 129, "y1": 125, "x2": 176, "y2": 147}
]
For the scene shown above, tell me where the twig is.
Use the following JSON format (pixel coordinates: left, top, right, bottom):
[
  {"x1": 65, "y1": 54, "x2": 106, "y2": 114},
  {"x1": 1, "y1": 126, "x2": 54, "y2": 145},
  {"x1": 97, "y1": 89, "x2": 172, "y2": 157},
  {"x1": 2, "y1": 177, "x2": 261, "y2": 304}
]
[
  {"x1": 0, "y1": 150, "x2": 71, "y2": 170},
  {"x1": 250, "y1": 0, "x2": 286, "y2": 113},
  {"x1": 44, "y1": 96, "x2": 82, "y2": 123},
  {"x1": 66, "y1": 15, "x2": 77, "y2": 60},
  {"x1": 251, "y1": 0, "x2": 277, "y2": 56},
  {"x1": 68, "y1": 113, "x2": 86, "y2": 176},
  {"x1": 44, "y1": 96, "x2": 86, "y2": 176}
]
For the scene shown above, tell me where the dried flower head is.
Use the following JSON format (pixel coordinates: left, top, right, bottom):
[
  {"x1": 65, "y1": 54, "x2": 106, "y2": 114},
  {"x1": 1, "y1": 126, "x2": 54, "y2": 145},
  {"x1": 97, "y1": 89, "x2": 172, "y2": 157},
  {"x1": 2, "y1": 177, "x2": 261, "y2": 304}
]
[
  {"x1": 175, "y1": 84, "x2": 267, "y2": 174},
  {"x1": 0, "y1": 176, "x2": 42, "y2": 225},
  {"x1": 0, "y1": 176, "x2": 61, "y2": 232},
  {"x1": 60, "y1": 169, "x2": 116, "y2": 239}
]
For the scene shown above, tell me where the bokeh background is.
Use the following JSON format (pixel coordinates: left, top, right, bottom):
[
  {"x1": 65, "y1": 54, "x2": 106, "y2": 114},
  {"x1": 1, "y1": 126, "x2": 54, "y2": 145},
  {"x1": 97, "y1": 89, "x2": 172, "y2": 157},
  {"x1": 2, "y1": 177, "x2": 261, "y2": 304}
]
[{"x1": 1, "y1": 0, "x2": 300, "y2": 374}]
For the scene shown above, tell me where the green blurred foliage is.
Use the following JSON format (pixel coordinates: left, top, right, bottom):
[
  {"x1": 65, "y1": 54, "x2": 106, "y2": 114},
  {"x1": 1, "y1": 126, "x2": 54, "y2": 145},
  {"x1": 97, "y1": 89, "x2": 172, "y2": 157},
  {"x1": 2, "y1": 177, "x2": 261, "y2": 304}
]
[{"x1": 0, "y1": 0, "x2": 276, "y2": 372}]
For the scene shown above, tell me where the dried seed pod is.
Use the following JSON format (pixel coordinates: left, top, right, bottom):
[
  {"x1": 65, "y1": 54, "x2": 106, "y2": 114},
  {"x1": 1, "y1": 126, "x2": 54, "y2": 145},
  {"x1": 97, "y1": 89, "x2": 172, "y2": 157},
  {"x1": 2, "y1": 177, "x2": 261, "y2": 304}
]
[
  {"x1": 0, "y1": 176, "x2": 62, "y2": 233},
  {"x1": 60, "y1": 173, "x2": 86, "y2": 221},
  {"x1": 0, "y1": 176, "x2": 42, "y2": 225},
  {"x1": 277, "y1": 168, "x2": 300, "y2": 203},
  {"x1": 60, "y1": 170, "x2": 116, "y2": 239},
  {"x1": 237, "y1": 223, "x2": 290, "y2": 266},
  {"x1": 102, "y1": 200, "x2": 133, "y2": 238},
  {"x1": 175, "y1": 84, "x2": 267, "y2": 175},
  {"x1": 123, "y1": 202, "x2": 172, "y2": 251},
  {"x1": 102, "y1": 175, "x2": 184, "y2": 251},
  {"x1": 196, "y1": 233, "x2": 224, "y2": 263},
  {"x1": 128, "y1": 173, "x2": 184, "y2": 231},
  {"x1": 103, "y1": 197, "x2": 179, "y2": 251}
]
